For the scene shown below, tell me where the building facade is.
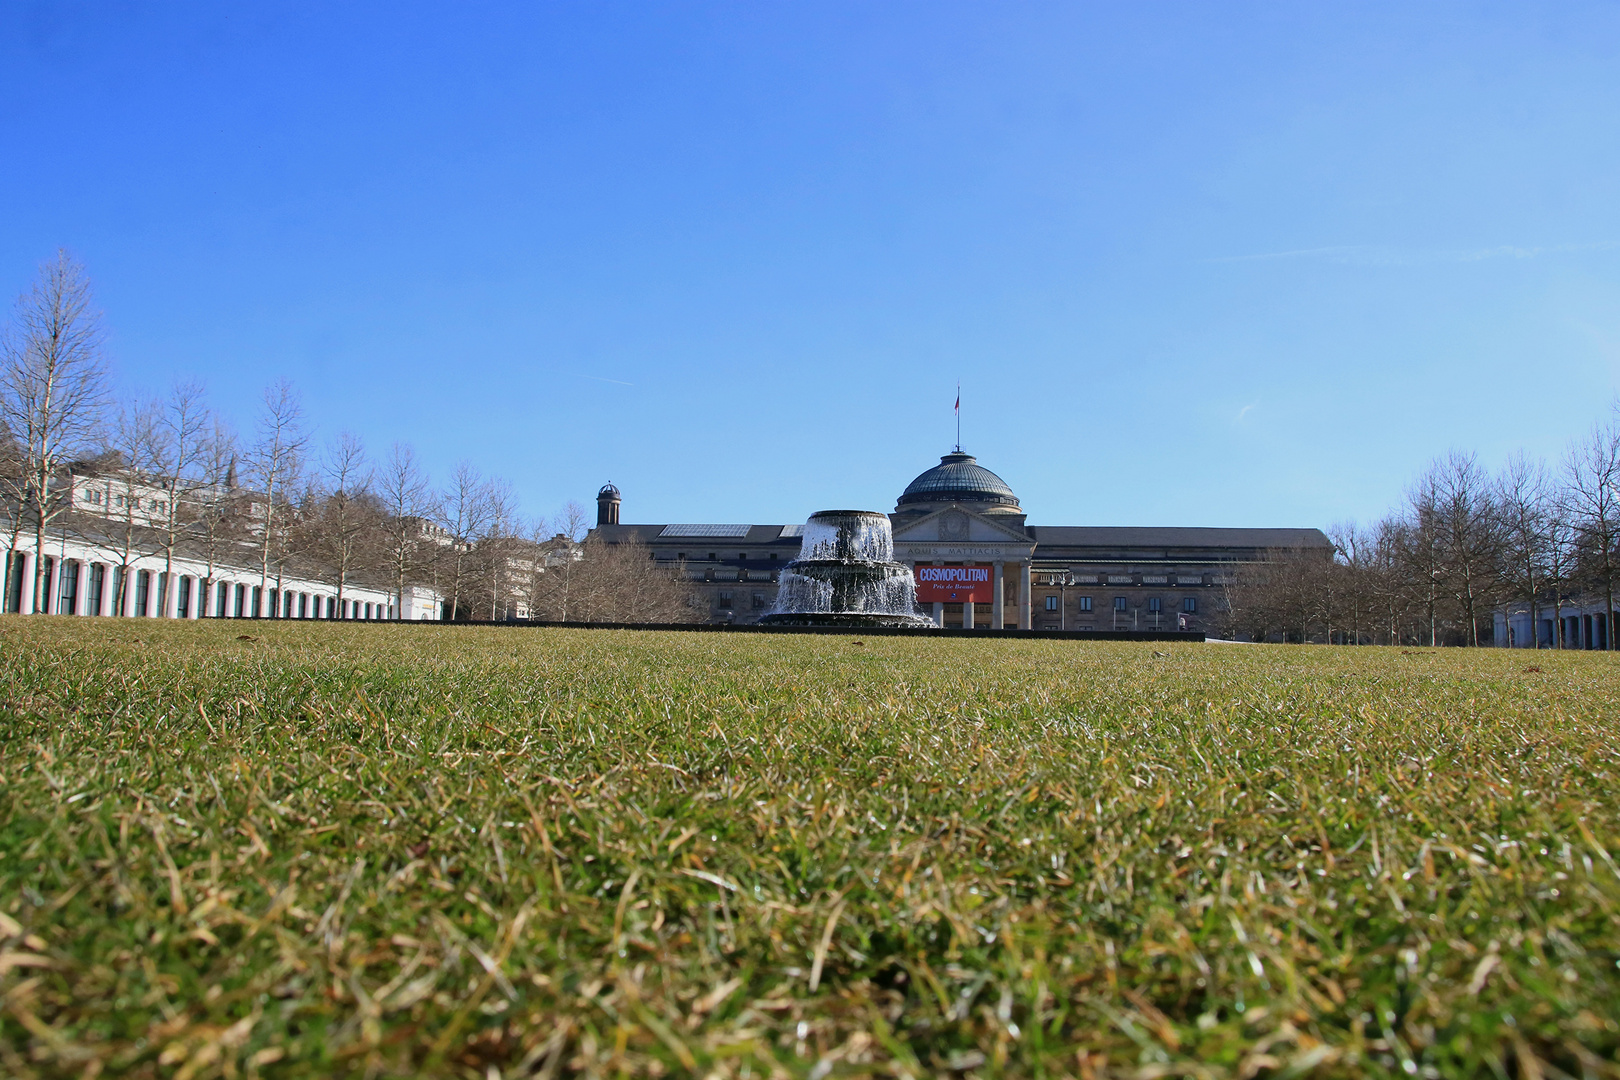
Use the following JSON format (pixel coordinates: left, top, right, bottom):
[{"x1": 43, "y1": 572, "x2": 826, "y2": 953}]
[
  {"x1": 1495, "y1": 601, "x2": 1613, "y2": 650},
  {"x1": 2, "y1": 469, "x2": 442, "y2": 621},
  {"x1": 590, "y1": 450, "x2": 1333, "y2": 632}
]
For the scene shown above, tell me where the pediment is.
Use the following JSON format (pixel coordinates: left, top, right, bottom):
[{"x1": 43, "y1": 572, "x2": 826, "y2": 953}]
[{"x1": 892, "y1": 506, "x2": 1032, "y2": 546}]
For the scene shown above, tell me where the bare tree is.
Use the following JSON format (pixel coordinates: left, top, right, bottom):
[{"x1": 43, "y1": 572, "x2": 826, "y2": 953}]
[
  {"x1": 374, "y1": 442, "x2": 435, "y2": 619},
  {"x1": 1371, "y1": 517, "x2": 1414, "y2": 645},
  {"x1": 1328, "y1": 521, "x2": 1378, "y2": 644},
  {"x1": 1566, "y1": 420, "x2": 1620, "y2": 650},
  {"x1": 244, "y1": 379, "x2": 307, "y2": 616},
  {"x1": 1545, "y1": 497, "x2": 1579, "y2": 649},
  {"x1": 0, "y1": 251, "x2": 109, "y2": 611},
  {"x1": 1497, "y1": 452, "x2": 1553, "y2": 648},
  {"x1": 528, "y1": 501, "x2": 590, "y2": 622},
  {"x1": 147, "y1": 381, "x2": 215, "y2": 615},
  {"x1": 1431, "y1": 452, "x2": 1502, "y2": 646},
  {"x1": 434, "y1": 462, "x2": 493, "y2": 621},
  {"x1": 95, "y1": 400, "x2": 161, "y2": 614},
  {"x1": 1400, "y1": 473, "x2": 1448, "y2": 645},
  {"x1": 0, "y1": 422, "x2": 24, "y2": 598},
  {"x1": 478, "y1": 478, "x2": 522, "y2": 620},
  {"x1": 536, "y1": 534, "x2": 695, "y2": 623},
  {"x1": 193, "y1": 421, "x2": 240, "y2": 615},
  {"x1": 302, "y1": 432, "x2": 375, "y2": 613}
]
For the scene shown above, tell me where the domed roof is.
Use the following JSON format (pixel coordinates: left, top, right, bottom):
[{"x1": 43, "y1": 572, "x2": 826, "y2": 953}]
[
  {"x1": 897, "y1": 451, "x2": 1020, "y2": 510},
  {"x1": 598, "y1": 483, "x2": 621, "y2": 499}
]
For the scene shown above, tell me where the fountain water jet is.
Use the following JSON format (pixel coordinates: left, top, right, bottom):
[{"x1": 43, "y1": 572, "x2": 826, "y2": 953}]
[{"x1": 759, "y1": 510, "x2": 937, "y2": 628}]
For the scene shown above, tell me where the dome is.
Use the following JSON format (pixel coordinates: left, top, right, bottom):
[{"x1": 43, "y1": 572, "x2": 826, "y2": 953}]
[
  {"x1": 897, "y1": 451, "x2": 1020, "y2": 511},
  {"x1": 598, "y1": 483, "x2": 621, "y2": 499}
]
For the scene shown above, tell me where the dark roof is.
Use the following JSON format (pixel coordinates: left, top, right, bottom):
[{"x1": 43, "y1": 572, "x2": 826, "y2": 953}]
[
  {"x1": 1029, "y1": 526, "x2": 1331, "y2": 551},
  {"x1": 897, "y1": 451, "x2": 1020, "y2": 510},
  {"x1": 591, "y1": 524, "x2": 799, "y2": 544}
]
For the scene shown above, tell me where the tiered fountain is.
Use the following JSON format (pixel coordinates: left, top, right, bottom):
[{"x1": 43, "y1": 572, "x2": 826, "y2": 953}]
[{"x1": 760, "y1": 510, "x2": 937, "y2": 628}]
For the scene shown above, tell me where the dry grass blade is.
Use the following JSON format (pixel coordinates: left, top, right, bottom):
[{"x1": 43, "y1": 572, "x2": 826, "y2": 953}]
[{"x1": 0, "y1": 618, "x2": 1616, "y2": 1078}]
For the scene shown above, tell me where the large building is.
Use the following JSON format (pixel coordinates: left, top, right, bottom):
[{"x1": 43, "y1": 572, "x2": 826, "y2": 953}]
[
  {"x1": 2, "y1": 466, "x2": 442, "y2": 621},
  {"x1": 590, "y1": 450, "x2": 1332, "y2": 631}
]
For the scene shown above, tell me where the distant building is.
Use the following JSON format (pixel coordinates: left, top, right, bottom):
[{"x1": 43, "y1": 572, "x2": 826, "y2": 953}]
[
  {"x1": 1495, "y1": 601, "x2": 1612, "y2": 650},
  {"x1": 2, "y1": 464, "x2": 441, "y2": 620},
  {"x1": 589, "y1": 450, "x2": 1332, "y2": 631}
]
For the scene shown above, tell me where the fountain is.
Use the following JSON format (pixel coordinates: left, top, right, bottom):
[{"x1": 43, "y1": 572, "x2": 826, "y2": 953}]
[{"x1": 759, "y1": 510, "x2": 938, "y2": 628}]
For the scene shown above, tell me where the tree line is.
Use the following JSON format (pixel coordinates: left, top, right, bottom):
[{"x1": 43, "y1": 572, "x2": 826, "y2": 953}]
[
  {"x1": 0, "y1": 251, "x2": 693, "y2": 621},
  {"x1": 1220, "y1": 417, "x2": 1620, "y2": 648}
]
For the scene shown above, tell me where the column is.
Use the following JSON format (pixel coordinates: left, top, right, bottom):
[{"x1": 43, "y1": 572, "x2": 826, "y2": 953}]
[
  {"x1": 1018, "y1": 560, "x2": 1032, "y2": 630},
  {"x1": 963, "y1": 600, "x2": 974, "y2": 629},
  {"x1": 932, "y1": 559, "x2": 945, "y2": 628},
  {"x1": 18, "y1": 552, "x2": 35, "y2": 614},
  {"x1": 992, "y1": 560, "x2": 1005, "y2": 629}
]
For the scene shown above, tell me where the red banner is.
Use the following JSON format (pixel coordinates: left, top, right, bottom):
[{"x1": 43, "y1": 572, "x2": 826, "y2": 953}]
[{"x1": 914, "y1": 564, "x2": 994, "y2": 603}]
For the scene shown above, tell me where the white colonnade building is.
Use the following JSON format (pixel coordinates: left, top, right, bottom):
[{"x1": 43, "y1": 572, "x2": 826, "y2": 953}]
[{"x1": 4, "y1": 471, "x2": 442, "y2": 621}]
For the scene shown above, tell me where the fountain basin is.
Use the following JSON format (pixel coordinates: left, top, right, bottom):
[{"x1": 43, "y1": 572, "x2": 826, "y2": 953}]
[{"x1": 760, "y1": 510, "x2": 936, "y2": 628}]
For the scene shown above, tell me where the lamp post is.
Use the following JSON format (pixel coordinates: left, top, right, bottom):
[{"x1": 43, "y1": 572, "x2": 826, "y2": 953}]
[{"x1": 1040, "y1": 571, "x2": 1076, "y2": 630}]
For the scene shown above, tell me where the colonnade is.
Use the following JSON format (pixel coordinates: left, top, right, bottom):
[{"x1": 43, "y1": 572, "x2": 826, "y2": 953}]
[{"x1": 2, "y1": 549, "x2": 397, "y2": 621}]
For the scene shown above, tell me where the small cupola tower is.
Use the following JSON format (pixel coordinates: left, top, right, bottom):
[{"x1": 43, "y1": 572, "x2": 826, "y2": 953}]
[{"x1": 596, "y1": 483, "x2": 621, "y2": 526}]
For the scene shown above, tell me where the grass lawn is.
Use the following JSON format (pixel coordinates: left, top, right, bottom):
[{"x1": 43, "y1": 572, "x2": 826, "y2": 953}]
[{"x1": 1, "y1": 619, "x2": 1618, "y2": 1079}]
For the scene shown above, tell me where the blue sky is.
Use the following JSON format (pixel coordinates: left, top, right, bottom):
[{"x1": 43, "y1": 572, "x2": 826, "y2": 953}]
[{"x1": 4, "y1": 3, "x2": 1620, "y2": 529}]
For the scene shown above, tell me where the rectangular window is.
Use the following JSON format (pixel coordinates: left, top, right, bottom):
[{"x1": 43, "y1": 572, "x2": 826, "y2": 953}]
[
  {"x1": 300, "y1": 593, "x2": 308, "y2": 618},
  {"x1": 235, "y1": 583, "x2": 247, "y2": 617},
  {"x1": 365, "y1": 602, "x2": 373, "y2": 619},
  {"x1": 1183, "y1": 597, "x2": 1197, "y2": 613},
  {"x1": 717, "y1": 592, "x2": 733, "y2": 608},
  {"x1": 1113, "y1": 596, "x2": 1128, "y2": 612},
  {"x1": 752, "y1": 593, "x2": 766, "y2": 609},
  {"x1": 1044, "y1": 595, "x2": 1059, "y2": 611},
  {"x1": 177, "y1": 576, "x2": 192, "y2": 618},
  {"x1": 58, "y1": 560, "x2": 79, "y2": 615},
  {"x1": 88, "y1": 564, "x2": 104, "y2": 615},
  {"x1": 252, "y1": 586, "x2": 263, "y2": 618},
  {"x1": 1079, "y1": 596, "x2": 1093, "y2": 612},
  {"x1": 1148, "y1": 597, "x2": 1162, "y2": 613},
  {"x1": 38, "y1": 557, "x2": 55, "y2": 612},
  {"x1": 135, "y1": 570, "x2": 151, "y2": 617}
]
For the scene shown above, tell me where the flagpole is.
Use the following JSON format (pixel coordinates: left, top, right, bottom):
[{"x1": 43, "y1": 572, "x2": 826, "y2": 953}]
[{"x1": 955, "y1": 382, "x2": 961, "y2": 452}]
